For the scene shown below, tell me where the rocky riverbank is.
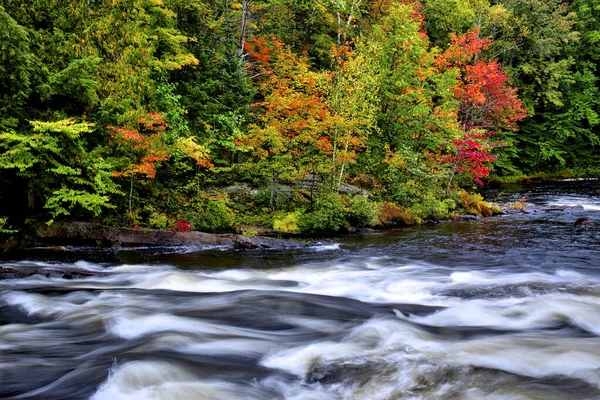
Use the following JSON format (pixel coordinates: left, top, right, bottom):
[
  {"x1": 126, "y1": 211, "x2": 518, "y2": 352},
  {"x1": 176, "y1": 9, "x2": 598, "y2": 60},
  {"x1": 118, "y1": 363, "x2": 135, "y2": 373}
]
[
  {"x1": 0, "y1": 221, "x2": 312, "y2": 263},
  {"x1": 32, "y1": 222, "x2": 311, "y2": 250},
  {"x1": 0, "y1": 222, "x2": 314, "y2": 278}
]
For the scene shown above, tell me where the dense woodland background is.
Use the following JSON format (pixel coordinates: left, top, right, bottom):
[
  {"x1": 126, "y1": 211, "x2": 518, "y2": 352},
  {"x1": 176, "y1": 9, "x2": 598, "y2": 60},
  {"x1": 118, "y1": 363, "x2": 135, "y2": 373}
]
[{"x1": 0, "y1": 0, "x2": 598, "y2": 233}]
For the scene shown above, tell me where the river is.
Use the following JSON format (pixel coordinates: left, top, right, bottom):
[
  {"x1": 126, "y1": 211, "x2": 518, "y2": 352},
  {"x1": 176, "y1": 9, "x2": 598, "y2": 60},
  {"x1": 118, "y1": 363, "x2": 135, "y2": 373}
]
[{"x1": 1, "y1": 180, "x2": 599, "y2": 399}]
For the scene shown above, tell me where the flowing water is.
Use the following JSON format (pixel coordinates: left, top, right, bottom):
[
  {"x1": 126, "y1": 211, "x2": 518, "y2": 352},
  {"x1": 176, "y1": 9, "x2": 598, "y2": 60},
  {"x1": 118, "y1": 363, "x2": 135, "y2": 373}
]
[{"x1": 1, "y1": 180, "x2": 600, "y2": 400}]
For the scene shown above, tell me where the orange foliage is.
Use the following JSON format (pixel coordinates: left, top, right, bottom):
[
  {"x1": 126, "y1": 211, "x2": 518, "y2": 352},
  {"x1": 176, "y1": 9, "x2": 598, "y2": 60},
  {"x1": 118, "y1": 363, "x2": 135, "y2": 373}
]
[
  {"x1": 378, "y1": 203, "x2": 418, "y2": 226},
  {"x1": 436, "y1": 29, "x2": 526, "y2": 131},
  {"x1": 109, "y1": 112, "x2": 212, "y2": 180},
  {"x1": 243, "y1": 36, "x2": 339, "y2": 177}
]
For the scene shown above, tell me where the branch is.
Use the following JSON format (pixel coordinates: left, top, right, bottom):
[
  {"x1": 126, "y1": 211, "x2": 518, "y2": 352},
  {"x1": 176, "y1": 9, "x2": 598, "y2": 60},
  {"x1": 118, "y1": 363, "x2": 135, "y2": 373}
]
[{"x1": 489, "y1": 42, "x2": 525, "y2": 60}]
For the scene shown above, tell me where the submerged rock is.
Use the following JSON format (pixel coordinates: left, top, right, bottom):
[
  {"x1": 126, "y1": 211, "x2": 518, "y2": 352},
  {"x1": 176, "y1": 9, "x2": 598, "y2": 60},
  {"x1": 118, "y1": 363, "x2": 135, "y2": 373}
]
[
  {"x1": 500, "y1": 203, "x2": 587, "y2": 214},
  {"x1": 565, "y1": 205, "x2": 585, "y2": 212},
  {"x1": 232, "y1": 235, "x2": 306, "y2": 250},
  {"x1": 575, "y1": 217, "x2": 591, "y2": 226},
  {"x1": 0, "y1": 264, "x2": 101, "y2": 280}
]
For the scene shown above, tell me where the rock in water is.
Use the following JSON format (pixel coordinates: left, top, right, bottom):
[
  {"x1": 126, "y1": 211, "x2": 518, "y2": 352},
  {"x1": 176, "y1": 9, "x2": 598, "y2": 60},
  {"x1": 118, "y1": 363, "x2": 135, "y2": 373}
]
[{"x1": 574, "y1": 218, "x2": 591, "y2": 226}]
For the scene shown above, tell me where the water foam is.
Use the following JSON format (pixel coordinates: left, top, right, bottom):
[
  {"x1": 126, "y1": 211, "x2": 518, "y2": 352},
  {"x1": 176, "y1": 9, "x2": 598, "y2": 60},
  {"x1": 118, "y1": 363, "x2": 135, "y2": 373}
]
[{"x1": 91, "y1": 361, "x2": 262, "y2": 400}]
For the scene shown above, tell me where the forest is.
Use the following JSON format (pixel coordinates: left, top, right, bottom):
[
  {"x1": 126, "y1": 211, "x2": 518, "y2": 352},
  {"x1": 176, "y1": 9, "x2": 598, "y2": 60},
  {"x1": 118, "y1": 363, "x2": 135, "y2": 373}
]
[{"x1": 0, "y1": 0, "x2": 598, "y2": 234}]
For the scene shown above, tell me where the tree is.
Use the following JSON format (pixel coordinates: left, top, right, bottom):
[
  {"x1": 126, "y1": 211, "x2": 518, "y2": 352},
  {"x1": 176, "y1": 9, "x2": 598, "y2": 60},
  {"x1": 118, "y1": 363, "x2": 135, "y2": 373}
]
[
  {"x1": 437, "y1": 29, "x2": 525, "y2": 188},
  {"x1": 357, "y1": 2, "x2": 461, "y2": 204},
  {"x1": 244, "y1": 37, "x2": 337, "y2": 199},
  {"x1": 326, "y1": 44, "x2": 378, "y2": 189},
  {"x1": 0, "y1": 120, "x2": 120, "y2": 221},
  {"x1": 488, "y1": 0, "x2": 591, "y2": 172},
  {"x1": 167, "y1": 0, "x2": 254, "y2": 166},
  {"x1": 109, "y1": 112, "x2": 212, "y2": 214},
  {"x1": 0, "y1": 7, "x2": 35, "y2": 131},
  {"x1": 331, "y1": 0, "x2": 364, "y2": 46},
  {"x1": 421, "y1": 0, "x2": 491, "y2": 45}
]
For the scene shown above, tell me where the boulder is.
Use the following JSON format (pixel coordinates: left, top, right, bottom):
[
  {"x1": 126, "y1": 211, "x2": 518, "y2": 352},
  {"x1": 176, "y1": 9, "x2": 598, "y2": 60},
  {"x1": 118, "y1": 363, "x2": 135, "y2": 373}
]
[
  {"x1": 295, "y1": 174, "x2": 368, "y2": 196},
  {"x1": 221, "y1": 183, "x2": 253, "y2": 196}
]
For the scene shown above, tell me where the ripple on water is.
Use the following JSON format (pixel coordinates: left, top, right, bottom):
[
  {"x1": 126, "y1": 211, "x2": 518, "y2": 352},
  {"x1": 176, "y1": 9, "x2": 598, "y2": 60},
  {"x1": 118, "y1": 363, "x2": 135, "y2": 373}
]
[{"x1": 2, "y1": 181, "x2": 600, "y2": 399}]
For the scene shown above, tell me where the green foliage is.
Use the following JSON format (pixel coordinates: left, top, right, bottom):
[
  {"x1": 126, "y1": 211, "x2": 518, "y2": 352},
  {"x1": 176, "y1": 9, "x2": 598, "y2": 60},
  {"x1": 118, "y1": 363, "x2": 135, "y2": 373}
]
[
  {"x1": 484, "y1": 0, "x2": 599, "y2": 174},
  {"x1": 45, "y1": 56, "x2": 102, "y2": 109},
  {"x1": 359, "y1": 3, "x2": 459, "y2": 155},
  {"x1": 0, "y1": 216, "x2": 17, "y2": 233},
  {"x1": 189, "y1": 197, "x2": 235, "y2": 232},
  {"x1": 0, "y1": 6, "x2": 35, "y2": 131},
  {"x1": 298, "y1": 192, "x2": 348, "y2": 232},
  {"x1": 148, "y1": 213, "x2": 174, "y2": 230},
  {"x1": 347, "y1": 195, "x2": 379, "y2": 227},
  {"x1": 1, "y1": 0, "x2": 598, "y2": 233},
  {"x1": 409, "y1": 196, "x2": 456, "y2": 220},
  {"x1": 422, "y1": 0, "x2": 491, "y2": 45},
  {"x1": 273, "y1": 211, "x2": 301, "y2": 233},
  {"x1": 298, "y1": 192, "x2": 380, "y2": 232},
  {"x1": 0, "y1": 119, "x2": 120, "y2": 221},
  {"x1": 241, "y1": 227, "x2": 259, "y2": 237}
]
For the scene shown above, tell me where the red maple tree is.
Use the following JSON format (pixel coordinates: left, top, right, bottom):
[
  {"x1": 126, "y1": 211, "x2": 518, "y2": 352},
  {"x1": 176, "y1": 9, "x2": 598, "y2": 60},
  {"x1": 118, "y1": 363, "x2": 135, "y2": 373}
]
[{"x1": 437, "y1": 29, "x2": 526, "y2": 189}]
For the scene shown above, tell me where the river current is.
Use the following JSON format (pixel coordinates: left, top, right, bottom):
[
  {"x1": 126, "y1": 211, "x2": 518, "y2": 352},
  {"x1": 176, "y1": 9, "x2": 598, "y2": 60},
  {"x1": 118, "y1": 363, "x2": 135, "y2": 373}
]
[{"x1": 1, "y1": 180, "x2": 599, "y2": 399}]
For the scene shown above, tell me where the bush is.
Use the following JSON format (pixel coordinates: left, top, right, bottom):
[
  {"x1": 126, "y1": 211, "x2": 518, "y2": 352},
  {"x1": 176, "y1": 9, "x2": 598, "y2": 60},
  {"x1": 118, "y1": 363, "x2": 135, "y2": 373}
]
[
  {"x1": 0, "y1": 217, "x2": 17, "y2": 233},
  {"x1": 241, "y1": 226, "x2": 258, "y2": 237},
  {"x1": 148, "y1": 212, "x2": 173, "y2": 230},
  {"x1": 189, "y1": 197, "x2": 235, "y2": 232},
  {"x1": 298, "y1": 192, "x2": 347, "y2": 232},
  {"x1": 349, "y1": 173, "x2": 383, "y2": 190},
  {"x1": 347, "y1": 195, "x2": 379, "y2": 227},
  {"x1": 378, "y1": 202, "x2": 420, "y2": 226},
  {"x1": 172, "y1": 219, "x2": 191, "y2": 232},
  {"x1": 410, "y1": 198, "x2": 456, "y2": 220},
  {"x1": 457, "y1": 191, "x2": 493, "y2": 217},
  {"x1": 388, "y1": 179, "x2": 423, "y2": 207},
  {"x1": 273, "y1": 211, "x2": 301, "y2": 233}
]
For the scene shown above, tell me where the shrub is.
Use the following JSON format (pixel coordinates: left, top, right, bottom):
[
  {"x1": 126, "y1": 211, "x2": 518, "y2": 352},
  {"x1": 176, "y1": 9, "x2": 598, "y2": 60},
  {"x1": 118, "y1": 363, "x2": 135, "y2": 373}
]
[
  {"x1": 172, "y1": 219, "x2": 191, "y2": 232},
  {"x1": 126, "y1": 210, "x2": 141, "y2": 228},
  {"x1": 148, "y1": 212, "x2": 173, "y2": 230},
  {"x1": 378, "y1": 203, "x2": 420, "y2": 226},
  {"x1": 273, "y1": 211, "x2": 301, "y2": 233},
  {"x1": 458, "y1": 191, "x2": 493, "y2": 217},
  {"x1": 410, "y1": 198, "x2": 456, "y2": 220},
  {"x1": 347, "y1": 195, "x2": 379, "y2": 227},
  {"x1": 388, "y1": 179, "x2": 422, "y2": 207},
  {"x1": 349, "y1": 173, "x2": 383, "y2": 190},
  {"x1": 0, "y1": 217, "x2": 17, "y2": 233},
  {"x1": 298, "y1": 192, "x2": 347, "y2": 232},
  {"x1": 241, "y1": 227, "x2": 258, "y2": 237},
  {"x1": 190, "y1": 197, "x2": 235, "y2": 232}
]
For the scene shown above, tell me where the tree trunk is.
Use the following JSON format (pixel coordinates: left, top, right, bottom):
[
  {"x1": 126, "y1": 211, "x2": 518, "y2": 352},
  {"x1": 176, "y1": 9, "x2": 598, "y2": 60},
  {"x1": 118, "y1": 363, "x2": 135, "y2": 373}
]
[
  {"x1": 238, "y1": 0, "x2": 249, "y2": 58},
  {"x1": 446, "y1": 159, "x2": 459, "y2": 197},
  {"x1": 337, "y1": 138, "x2": 350, "y2": 190},
  {"x1": 129, "y1": 174, "x2": 134, "y2": 215},
  {"x1": 336, "y1": 12, "x2": 342, "y2": 46},
  {"x1": 269, "y1": 172, "x2": 278, "y2": 211}
]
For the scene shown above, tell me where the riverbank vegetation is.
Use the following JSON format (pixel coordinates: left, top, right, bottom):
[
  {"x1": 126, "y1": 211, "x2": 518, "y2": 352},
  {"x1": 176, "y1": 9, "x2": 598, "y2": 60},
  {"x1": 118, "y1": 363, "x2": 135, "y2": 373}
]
[{"x1": 0, "y1": 0, "x2": 598, "y2": 234}]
